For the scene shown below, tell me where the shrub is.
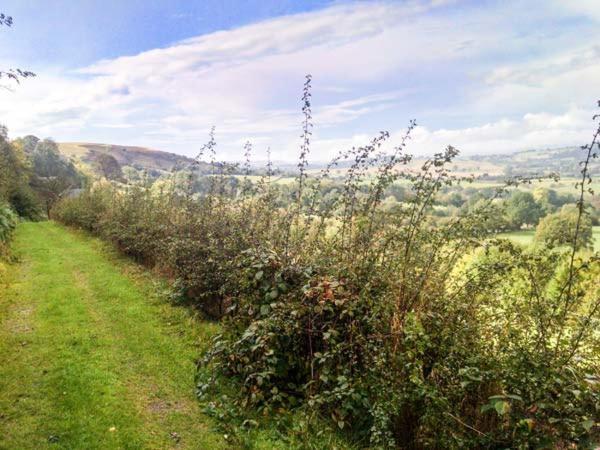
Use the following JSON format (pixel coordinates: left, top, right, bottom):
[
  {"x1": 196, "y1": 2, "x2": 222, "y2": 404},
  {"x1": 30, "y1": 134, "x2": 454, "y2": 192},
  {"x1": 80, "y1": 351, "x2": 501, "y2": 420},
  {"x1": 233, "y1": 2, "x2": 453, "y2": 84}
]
[
  {"x1": 0, "y1": 128, "x2": 43, "y2": 219},
  {"x1": 9, "y1": 186, "x2": 43, "y2": 220},
  {"x1": 52, "y1": 184, "x2": 110, "y2": 232},
  {"x1": 0, "y1": 202, "x2": 17, "y2": 261},
  {"x1": 534, "y1": 204, "x2": 593, "y2": 250},
  {"x1": 0, "y1": 203, "x2": 17, "y2": 243},
  {"x1": 53, "y1": 85, "x2": 600, "y2": 448}
]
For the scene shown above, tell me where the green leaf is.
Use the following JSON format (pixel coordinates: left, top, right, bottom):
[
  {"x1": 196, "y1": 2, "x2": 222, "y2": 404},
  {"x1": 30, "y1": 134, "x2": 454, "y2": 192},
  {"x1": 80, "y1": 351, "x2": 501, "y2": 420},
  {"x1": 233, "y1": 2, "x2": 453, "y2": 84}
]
[
  {"x1": 481, "y1": 404, "x2": 494, "y2": 413},
  {"x1": 494, "y1": 400, "x2": 509, "y2": 415},
  {"x1": 582, "y1": 419, "x2": 594, "y2": 432},
  {"x1": 521, "y1": 418, "x2": 535, "y2": 431},
  {"x1": 254, "y1": 270, "x2": 263, "y2": 281}
]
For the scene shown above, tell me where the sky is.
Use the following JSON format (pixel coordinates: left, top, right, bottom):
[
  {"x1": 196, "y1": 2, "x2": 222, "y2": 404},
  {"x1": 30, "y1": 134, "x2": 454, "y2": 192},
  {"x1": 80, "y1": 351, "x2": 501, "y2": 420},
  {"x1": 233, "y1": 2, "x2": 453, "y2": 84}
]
[{"x1": 0, "y1": 0, "x2": 599, "y2": 162}]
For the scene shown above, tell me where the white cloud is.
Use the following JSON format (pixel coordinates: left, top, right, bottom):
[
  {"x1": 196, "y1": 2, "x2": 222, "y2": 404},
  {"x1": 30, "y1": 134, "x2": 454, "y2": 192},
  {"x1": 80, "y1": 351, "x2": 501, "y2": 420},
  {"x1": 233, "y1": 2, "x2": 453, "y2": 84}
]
[
  {"x1": 285, "y1": 108, "x2": 596, "y2": 164},
  {"x1": 549, "y1": 0, "x2": 600, "y2": 22},
  {"x1": 409, "y1": 108, "x2": 595, "y2": 155},
  {"x1": 0, "y1": 0, "x2": 598, "y2": 162},
  {"x1": 477, "y1": 43, "x2": 600, "y2": 116}
]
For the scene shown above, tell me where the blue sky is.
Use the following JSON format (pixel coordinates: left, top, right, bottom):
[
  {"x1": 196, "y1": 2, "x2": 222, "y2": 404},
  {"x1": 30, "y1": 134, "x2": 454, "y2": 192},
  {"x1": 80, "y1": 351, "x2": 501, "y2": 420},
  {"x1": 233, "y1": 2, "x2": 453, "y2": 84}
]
[
  {"x1": 1, "y1": 0, "x2": 599, "y2": 161},
  {"x1": 0, "y1": 1, "x2": 334, "y2": 66}
]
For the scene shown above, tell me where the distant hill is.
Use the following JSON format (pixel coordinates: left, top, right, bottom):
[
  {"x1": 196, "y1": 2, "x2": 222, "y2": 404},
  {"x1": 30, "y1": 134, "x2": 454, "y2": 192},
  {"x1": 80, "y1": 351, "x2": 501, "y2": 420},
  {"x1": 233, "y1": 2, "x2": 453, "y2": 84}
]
[
  {"x1": 58, "y1": 142, "x2": 199, "y2": 177},
  {"x1": 302, "y1": 146, "x2": 597, "y2": 179},
  {"x1": 57, "y1": 142, "x2": 597, "y2": 181},
  {"x1": 469, "y1": 147, "x2": 598, "y2": 178}
]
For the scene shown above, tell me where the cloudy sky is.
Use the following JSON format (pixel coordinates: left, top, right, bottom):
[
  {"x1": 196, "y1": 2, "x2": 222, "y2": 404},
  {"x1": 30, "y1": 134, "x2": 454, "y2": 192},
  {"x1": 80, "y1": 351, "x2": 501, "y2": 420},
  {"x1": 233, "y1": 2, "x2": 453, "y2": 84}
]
[{"x1": 0, "y1": 0, "x2": 599, "y2": 161}]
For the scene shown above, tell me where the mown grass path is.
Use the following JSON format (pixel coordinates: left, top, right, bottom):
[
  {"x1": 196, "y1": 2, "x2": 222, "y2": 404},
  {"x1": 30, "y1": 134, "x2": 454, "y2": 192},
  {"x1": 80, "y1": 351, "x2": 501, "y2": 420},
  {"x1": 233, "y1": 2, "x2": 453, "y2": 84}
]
[{"x1": 0, "y1": 222, "x2": 227, "y2": 449}]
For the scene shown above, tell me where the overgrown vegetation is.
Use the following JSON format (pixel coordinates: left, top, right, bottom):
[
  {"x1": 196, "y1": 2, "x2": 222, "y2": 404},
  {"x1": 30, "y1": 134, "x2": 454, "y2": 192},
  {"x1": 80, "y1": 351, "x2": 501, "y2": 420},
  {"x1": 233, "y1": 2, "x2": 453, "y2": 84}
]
[
  {"x1": 535, "y1": 205, "x2": 594, "y2": 250},
  {"x1": 0, "y1": 128, "x2": 83, "y2": 220},
  {"x1": 0, "y1": 202, "x2": 17, "y2": 259},
  {"x1": 52, "y1": 83, "x2": 600, "y2": 448}
]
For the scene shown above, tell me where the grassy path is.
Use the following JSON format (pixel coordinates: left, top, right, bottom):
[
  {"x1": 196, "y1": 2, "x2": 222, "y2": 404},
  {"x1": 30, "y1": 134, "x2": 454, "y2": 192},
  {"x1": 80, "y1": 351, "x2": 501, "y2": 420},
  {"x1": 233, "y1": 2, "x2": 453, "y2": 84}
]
[{"x1": 0, "y1": 222, "x2": 227, "y2": 449}]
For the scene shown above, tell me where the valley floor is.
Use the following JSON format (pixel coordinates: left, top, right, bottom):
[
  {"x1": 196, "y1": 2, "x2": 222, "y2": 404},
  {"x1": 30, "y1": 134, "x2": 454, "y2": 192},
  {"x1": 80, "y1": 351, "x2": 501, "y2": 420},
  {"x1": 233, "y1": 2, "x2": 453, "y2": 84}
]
[{"x1": 0, "y1": 222, "x2": 227, "y2": 449}]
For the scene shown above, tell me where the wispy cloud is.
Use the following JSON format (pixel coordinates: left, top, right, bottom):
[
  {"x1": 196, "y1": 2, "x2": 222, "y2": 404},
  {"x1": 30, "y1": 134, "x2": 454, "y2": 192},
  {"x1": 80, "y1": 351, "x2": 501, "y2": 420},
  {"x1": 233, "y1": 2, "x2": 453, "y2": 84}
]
[{"x1": 0, "y1": 0, "x2": 598, "y2": 161}]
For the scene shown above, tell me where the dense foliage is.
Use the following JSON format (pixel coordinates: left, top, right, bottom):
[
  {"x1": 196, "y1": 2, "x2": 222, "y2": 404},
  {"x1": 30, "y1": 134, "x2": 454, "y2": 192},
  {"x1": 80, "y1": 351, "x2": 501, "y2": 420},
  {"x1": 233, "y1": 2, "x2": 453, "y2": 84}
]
[
  {"x1": 0, "y1": 202, "x2": 17, "y2": 247},
  {"x1": 0, "y1": 129, "x2": 84, "y2": 220},
  {"x1": 535, "y1": 205, "x2": 593, "y2": 250},
  {"x1": 53, "y1": 86, "x2": 600, "y2": 449},
  {"x1": 0, "y1": 202, "x2": 17, "y2": 284},
  {"x1": 0, "y1": 127, "x2": 40, "y2": 219}
]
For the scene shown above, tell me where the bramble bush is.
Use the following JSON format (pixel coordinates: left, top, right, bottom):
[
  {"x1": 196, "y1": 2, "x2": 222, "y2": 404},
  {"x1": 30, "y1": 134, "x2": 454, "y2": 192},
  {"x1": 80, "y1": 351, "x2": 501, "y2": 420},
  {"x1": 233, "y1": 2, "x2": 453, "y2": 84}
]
[
  {"x1": 0, "y1": 202, "x2": 17, "y2": 248},
  {"x1": 0, "y1": 203, "x2": 18, "y2": 284},
  {"x1": 54, "y1": 84, "x2": 600, "y2": 448}
]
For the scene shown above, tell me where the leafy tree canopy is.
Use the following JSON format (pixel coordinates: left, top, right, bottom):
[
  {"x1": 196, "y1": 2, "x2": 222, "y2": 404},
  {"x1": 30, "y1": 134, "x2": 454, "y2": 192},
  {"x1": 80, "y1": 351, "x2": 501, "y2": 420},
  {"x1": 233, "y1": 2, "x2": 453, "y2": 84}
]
[
  {"x1": 534, "y1": 204, "x2": 593, "y2": 250},
  {"x1": 505, "y1": 190, "x2": 543, "y2": 229}
]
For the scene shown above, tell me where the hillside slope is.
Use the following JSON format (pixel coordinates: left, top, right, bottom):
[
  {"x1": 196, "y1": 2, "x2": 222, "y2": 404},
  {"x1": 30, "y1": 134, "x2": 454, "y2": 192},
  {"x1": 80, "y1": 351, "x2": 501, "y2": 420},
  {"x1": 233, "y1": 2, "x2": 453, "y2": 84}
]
[
  {"x1": 274, "y1": 146, "x2": 599, "y2": 179},
  {"x1": 57, "y1": 141, "x2": 599, "y2": 180},
  {"x1": 58, "y1": 142, "x2": 197, "y2": 176}
]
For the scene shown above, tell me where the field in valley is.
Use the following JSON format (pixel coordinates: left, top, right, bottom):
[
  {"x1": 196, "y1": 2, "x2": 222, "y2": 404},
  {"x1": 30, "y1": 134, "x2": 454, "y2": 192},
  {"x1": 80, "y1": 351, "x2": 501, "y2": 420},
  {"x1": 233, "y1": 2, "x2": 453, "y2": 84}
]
[{"x1": 500, "y1": 226, "x2": 600, "y2": 251}]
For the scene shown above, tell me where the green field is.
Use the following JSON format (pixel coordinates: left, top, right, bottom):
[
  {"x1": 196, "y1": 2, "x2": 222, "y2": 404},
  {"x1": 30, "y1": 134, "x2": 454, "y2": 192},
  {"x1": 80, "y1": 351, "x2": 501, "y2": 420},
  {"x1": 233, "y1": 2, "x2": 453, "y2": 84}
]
[
  {"x1": 469, "y1": 178, "x2": 600, "y2": 194},
  {"x1": 499, "y1": 226, "x2": 600, "y2": 251}
]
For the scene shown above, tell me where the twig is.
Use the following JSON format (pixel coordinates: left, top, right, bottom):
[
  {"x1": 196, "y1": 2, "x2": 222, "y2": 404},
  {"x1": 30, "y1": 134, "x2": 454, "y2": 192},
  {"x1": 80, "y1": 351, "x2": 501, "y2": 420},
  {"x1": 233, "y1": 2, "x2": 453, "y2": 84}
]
[{"x1": 444, "y1": 412, "x2": 487, "y2": 437}]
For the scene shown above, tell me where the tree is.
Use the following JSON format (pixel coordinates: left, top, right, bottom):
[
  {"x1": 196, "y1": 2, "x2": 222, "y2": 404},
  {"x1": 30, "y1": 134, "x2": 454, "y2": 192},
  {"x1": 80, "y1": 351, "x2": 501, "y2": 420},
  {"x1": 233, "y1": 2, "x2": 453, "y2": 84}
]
[
  {"x1": 13, "y1": 135, "x2": 40, "y2": 154},
  {"x1": 534, "y1": 205, "x2": 593, "y2": 250},
  {"x1": 0, "y1": 128, "x2": 27, "y2": 200},
  {"x1": 0, "y1": 127, "x2": 41, "y2": 218},
  {"x1": 446, "y1": 191, "x2": 465, "y2": 207},
  {"x1": 533, "y1": 187, "x2": 559, "y2": 215},
  {"x1": 469, "y1": 198, "x2": 510, "y2": 232},
  {"x1": 31, "y1": 140, "x2": 77, "y2": 179},
  {"x1": 94, "y1": 153, "x2": 125, "y2": 182},
  {"x1": 29, "y1": 139, "x2": 82, "y2": 216},
  {"x1": 533, "y1": 187, "x2": 576, "y2": 216},
  {"x1": 386, "y1": 183, "x2": 406, "y2": 202},
  {"x1": 504, "y1": 190, "x2": 543, "y2": 229}
]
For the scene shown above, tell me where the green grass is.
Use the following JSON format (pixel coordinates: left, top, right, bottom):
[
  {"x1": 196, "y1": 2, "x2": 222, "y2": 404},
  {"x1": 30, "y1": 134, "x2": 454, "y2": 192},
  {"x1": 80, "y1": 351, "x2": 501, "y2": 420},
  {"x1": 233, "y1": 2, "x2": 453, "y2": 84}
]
[
  {"x1": 0, "y1": 222, "x2": 349, "y2": 449},
  {"x1": 466, "y1": 177, "x2": 600, "y2": 194},
  {"x1": 498, "y1": 229, "x2": 536, "y2": 247},
  {"x1": 499, "y1": 226, "x2": 600, "y2": 251},
  {"x1": 0, "y1": 222, "x2": 227, "y2": 449},
  {"x1": 232, "y1": 174, "x2": 297, "y2": 185}
]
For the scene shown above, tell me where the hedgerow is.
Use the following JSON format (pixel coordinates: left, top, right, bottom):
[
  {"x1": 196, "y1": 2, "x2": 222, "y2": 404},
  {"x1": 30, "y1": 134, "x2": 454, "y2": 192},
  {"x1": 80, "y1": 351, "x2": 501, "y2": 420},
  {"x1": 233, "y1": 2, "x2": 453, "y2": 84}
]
[
  {"x1": 0, "y1": 203, "x2": 17, "y2": 282},
  {"x1": 0, "y1": 203, "x2": 17, "y2": 243},
  {"x1": 53, "y1": 85, "x2": 600, "y2": 448}
]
